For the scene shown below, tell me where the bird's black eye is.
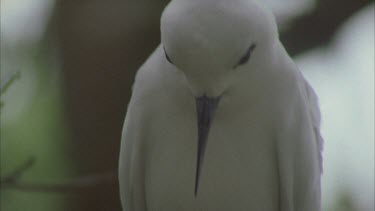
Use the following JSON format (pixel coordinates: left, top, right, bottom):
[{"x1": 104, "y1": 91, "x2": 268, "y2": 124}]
[
  {"x1": 164, "y1": 46, "x2": 174, "y2": 64},
  {"x1": 235, "y1": 43, "x2": 257, "y2": 68}
]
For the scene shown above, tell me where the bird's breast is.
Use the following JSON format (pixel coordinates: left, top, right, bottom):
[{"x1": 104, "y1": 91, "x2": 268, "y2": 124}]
[{"x1": 143, "y1": 93, "x2": 280, "y2": 210}]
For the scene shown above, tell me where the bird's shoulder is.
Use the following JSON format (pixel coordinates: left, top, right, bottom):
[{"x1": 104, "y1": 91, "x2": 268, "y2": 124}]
[
  {"x1": 271, "y1": 44, "x2": 317, "y2": 107},
  {"x1": 272, "y1": 44, "x2": 324, "y2": 172},
  {"x1": 129, "y1": 45, "x2": 189, "y2": 108},
  {"x1": 122, "y1": 45, "x2": 194, "y2": 140},
  {"x1": 267, "y1": 45, "x2": 307, "y2": 107}
]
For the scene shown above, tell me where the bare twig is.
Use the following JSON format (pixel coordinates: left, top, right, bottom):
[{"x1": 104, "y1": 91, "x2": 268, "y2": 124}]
[
  {"x1": 0, "y1": 158, "x2": 116, "y2": 193},
  {"x1": 1, "y1": 173, "x2": 116, "y2": 193},
  {"x1": 0, "y1": 71, "x2": 21, "y2": 108},
  {"x1": 0, "y1": 157, "x2": 35, "y2": 184},
  {"x1": 0, "y1": 72, "x2": 21, "y2": 94}
]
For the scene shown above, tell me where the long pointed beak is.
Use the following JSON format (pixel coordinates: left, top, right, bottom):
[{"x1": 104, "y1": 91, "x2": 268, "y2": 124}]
[{"x1": 194, "y1": 95, "x2": 221, "y2": 196}]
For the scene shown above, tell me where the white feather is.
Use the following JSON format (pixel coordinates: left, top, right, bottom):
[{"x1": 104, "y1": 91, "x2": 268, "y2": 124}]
[{"x1": 119, "y1": 0, "x2": 323, "y2": 210}]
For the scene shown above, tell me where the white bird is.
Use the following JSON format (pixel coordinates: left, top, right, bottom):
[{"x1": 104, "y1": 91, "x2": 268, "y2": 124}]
[{"x1": 119, "y1": 0, "x2": 323, "y2": 210}]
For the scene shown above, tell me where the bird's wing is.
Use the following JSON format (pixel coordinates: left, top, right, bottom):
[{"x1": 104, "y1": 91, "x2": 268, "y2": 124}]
[
  {"x1": 119, "y1": 80, "x2": 151, "y2": 211},
  {"x1": 119, "y1": 101, "x2": 146, "y2": 211},
  {"x1": 300, "y1": 74, "x2": 324, "y2": 173},
  {"x1": 119, "y1": 46, "x2": 166, "y2": 211},
  {"x1": 275, "y1": 60, "x2": 322, "y2": 211}
]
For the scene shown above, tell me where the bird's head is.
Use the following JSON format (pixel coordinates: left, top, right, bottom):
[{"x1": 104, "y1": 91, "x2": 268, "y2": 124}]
[
  {"x1": 161, "y1": 0, "x2": 278, "y2": 97},
  {"x1": 160, "y1": 0, "x2": 279, "y2": 196}
]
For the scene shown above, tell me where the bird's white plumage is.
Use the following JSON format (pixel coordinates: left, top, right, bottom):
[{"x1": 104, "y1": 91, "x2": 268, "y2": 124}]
[{"x1": 119, "y1": 0, "x2": 322, "y2": 210}]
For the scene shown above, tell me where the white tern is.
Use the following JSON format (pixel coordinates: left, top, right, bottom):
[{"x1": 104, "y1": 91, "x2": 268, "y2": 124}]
[{"x1": 119, "y1": 0, "x2": 323, "y2": 210}]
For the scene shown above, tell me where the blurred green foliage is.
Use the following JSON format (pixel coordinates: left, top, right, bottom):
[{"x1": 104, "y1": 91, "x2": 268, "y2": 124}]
[{"x1": 0, "y1": 51, "x2": 71, "y2": 210}]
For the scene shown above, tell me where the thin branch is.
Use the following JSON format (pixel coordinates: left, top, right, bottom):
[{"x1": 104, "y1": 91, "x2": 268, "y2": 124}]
[
  {"x1": 0, "y1": 158, "x2": 117, "y2": 193},
  {"x1": 0, "y1": 72, "x2": 21, "y2": 94},
  {"x1": 1, "y1": 173, "x2": 116, "y2": 193},
  {"x1": 1, "y1": 157, "x2": 35, "y2": 184}
]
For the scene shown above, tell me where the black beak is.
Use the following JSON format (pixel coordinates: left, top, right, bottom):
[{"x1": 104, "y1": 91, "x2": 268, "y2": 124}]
[{"x1": 194, "y1": 95, "x2": 221, "y2": 196}]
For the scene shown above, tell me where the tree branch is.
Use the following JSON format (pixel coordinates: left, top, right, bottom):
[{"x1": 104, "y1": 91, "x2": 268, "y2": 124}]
[
  {"x1": 0, "y1": 71, "x2": 21, "y2": 108},
  {"x1": 0, "y1": 72, "x2": 21, "y2": 95},
  {"x1": 0, "y1": 158, "x2": 116, "y2": 193},
  {"x1": 1, "y1": 157, "x2": 35, "y2": 184}
]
